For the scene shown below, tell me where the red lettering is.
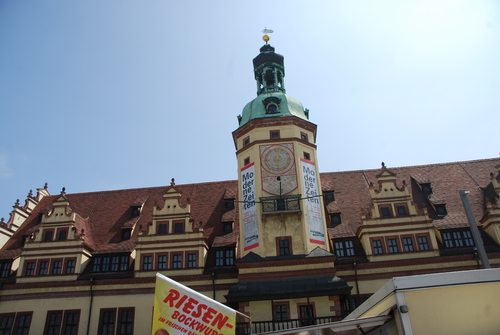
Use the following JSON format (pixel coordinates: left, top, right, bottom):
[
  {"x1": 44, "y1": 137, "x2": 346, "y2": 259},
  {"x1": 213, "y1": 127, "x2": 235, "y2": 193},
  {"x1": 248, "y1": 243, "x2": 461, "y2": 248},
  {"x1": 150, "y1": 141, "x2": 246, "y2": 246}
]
[
  {"x1": 163, "y1": 289, "x2": 180, "y2": 307},
  {"x1": 211, "y1": 313, "x2": 229, "y2": 330},
  {"x1": 202, "y1": 307, "x2": 217, "y2": 324},
  {"x1": 175, "y1": 294, "x2": 189, "y2": 309},
  {"x1": 178, "y1": 314, "x2": 186, "y2": 322},
  {"x1": 172, "y1": 310, "x2": 180, "y2": 320},
  {"x1": 182, "y1": 297, "x2": 198, "y2": 314},
  {"x1": 183, "y1": 317, "x2": 192, "y2": 326},
  {"x1": 192, "y1": 303, "x2": 207, "y2": 318}
]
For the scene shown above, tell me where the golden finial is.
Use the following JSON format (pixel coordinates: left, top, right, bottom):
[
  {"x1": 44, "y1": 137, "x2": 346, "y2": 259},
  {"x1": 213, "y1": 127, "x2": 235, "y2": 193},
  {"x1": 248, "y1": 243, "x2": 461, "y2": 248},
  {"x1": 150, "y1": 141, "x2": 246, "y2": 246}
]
[{"x1": 262, "y1": 28, "x2": 274, "y2": 44}]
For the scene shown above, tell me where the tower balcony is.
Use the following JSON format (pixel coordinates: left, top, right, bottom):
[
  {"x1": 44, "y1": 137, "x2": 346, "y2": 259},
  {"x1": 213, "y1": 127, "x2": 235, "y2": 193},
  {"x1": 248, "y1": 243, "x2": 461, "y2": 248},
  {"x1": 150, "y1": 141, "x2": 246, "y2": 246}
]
[{"x1": 260, "y1": 195, "x2": 301, "y2": 214}]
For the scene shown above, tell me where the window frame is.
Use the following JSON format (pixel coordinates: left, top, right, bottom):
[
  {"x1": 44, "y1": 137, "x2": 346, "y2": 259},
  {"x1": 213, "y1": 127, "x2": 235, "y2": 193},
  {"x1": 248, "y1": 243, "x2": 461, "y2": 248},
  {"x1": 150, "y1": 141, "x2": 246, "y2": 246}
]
[
  {"x1": 0, "y1": 313, "x2": 15, "y2": 334},
  {"x1": 300, "y1": 132, "x2": 308, "y2": 142},
  {"x1": 157, "y1": 221, "x2": 168, "y2": 235},
  {"x1": 243, "y1": 136, "x2": 250, "y2": 147},
  {"x1": 187, "y1": 252, "x2": 198, "y2": 268},
  {"x1": 273, "y1": 301, "x2": 290, "y2": 321},
  {"x1": 38, "y1": 259, "x2": 50, "y2": 275},
  {"x1": 334, "y1": 239, "x2": 355, "y2": 257},
  {"x1": 13, "y1": 312, "x2": 33, "y2": 335},
  {"x1": 61, "y1": 310, "x2": 80, "y2": 335},
  {"x1": 270, "y1": 130, "x2": 280, "y2": 139},
  {"x1": 395, "y1": 203, "x2": 409, "y2": 217},
  {"x1": 371, "y1": 238, "x2": 385, "y2": 255},
  {"x1": 24, "y1": 260, "x2": 36, "y2": 276},
  {"x1": 116, "y1": 307, "x2": 134, "y2": 335},
  {"x1": 276, "y1": 237, "x2": 292, "y2": 256},
  {"x1": 215, "y1": 248, "x2": 235, "y2": 266},
  {"x1": 43, "y1": 229, "x2": 55, "y2": 242},
  {"x1": 386, "y1": 236, "x2": 400, "y2": 253},
  {"x1": 157, "y1": 253, "x2": 168, "y2": 270},
  {"x1": 173, "y1": 220, "x2": 185, "y2": 234},
  {"x1": 51, "y1": 258, "x2": 63, "y2": 275},
  {"x1": 416, "y1": 234, "x2": 431, "y2": 251},
  {"x1": 98, "y1": 308, "x2": 117, "y2": 335},
  {"x1": 142, "y1": 254, "x2": 153, "y2": 271},
  {"x1": 44, "y1": 310, "x2": 63, "y2": 335},
  {"x1": 65, "y1": 258, "x2": 77, "y2": 274},
  {"x1": 303, "y1": 152, "x2": 311, "y2": 161},
  {"x1": 0, "y1": 261, "x2": 11, "y2": 278},
  {"x1": 401, "y1": 235, "x2": 415, "y2": 252},
  {"x1": 172, "y1": 253, "x2": 183, "y2": 269},
  {"x1": 378, "y1": 205, "x2": 393, "y2": 218}
]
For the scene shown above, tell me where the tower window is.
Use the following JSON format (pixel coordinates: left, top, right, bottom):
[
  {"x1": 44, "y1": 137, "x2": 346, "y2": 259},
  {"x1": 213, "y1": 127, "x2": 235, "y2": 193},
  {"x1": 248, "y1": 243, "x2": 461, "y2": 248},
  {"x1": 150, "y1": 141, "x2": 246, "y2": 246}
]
[
  {"x1": 244, "y1": 157, "x2": 250, "y2": 166},
  {"x1": 270, "y1": 130, "x2": 280, "y2": 139},
  {"x1": 243, "y1": 137, "x2": 250, "y2": 146},
  {"x1": 266, "y1": 103, "x2": 279, "y2": 114},
  {"x1": 300, "y1": 132, "x2": 308, "y2": 142},
  {"x1": 303, "y1": 152, "x2": 310, "y2": 160},
  {"x1": 277, "y1": 237, "x2": 292, "y2": 256}
]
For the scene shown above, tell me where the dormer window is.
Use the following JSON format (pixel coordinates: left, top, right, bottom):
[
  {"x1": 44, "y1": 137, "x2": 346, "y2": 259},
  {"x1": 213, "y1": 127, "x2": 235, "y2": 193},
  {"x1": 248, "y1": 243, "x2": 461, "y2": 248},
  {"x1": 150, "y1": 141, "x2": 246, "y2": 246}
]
[
  {"x1": 396, "y1": 205, "x2": 408, "y2": 217},
  {"x1": 122, "y1": 229, "x2": 131, "y2": 241},
  {"x1": 421, "y1": 183, "x2": 433, "y2": 195},
  {"x1": 58, "y1": 229, "x2": 67, "y2": 241},
  {"x1": 225, "y1": 199, "x2": 235, "y2": 210},
  {"x1": 330, "y1": 213, "x2": 341, "y2": 226},
  {"x1": 131, "y1": 206, "x2": 141, "y2": 217},
  {"x1": 266, "y1": 103, "x2": 279, "y2": 114},
  {"x1": 324, "y1": 191, "x2": 335, "y2": 202},
  {"x1": 222, "y1": 222, "x2": 233, "y2": 234},
  {"x1": 435, "y1": 204, "x2": 447, "y2": 217}
]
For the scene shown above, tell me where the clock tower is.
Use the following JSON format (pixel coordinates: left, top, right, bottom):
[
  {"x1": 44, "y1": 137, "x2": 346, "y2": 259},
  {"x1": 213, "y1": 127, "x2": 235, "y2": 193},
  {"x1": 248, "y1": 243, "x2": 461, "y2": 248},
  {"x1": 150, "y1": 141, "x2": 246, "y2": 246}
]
[{"x1": 233, "y1": 36, "x2": 330, "y2": 259}]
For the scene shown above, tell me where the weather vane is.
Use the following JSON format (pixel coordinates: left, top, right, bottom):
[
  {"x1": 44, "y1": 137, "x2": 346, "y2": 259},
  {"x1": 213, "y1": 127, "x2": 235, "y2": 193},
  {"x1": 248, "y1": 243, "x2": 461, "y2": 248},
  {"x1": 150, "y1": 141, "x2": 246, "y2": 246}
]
[{"x1": 262, "y1": 28, "x2": 274, "y2": 44}]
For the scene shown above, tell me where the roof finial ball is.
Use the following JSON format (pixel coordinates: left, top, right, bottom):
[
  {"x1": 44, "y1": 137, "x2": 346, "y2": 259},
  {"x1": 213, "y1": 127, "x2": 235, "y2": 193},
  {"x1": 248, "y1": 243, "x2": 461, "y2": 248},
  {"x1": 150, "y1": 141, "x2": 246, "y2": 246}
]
[{"x1": 262, "y1": 28, "x2": 274, "y2": 44}]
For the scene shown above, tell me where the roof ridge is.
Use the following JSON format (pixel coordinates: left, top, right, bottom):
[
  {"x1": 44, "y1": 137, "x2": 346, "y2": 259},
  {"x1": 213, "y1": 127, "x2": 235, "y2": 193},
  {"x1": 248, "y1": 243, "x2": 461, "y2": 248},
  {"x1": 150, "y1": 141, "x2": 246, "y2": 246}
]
[{"x1": 320, "y1": 157, "x2": 500, "y2": 174}]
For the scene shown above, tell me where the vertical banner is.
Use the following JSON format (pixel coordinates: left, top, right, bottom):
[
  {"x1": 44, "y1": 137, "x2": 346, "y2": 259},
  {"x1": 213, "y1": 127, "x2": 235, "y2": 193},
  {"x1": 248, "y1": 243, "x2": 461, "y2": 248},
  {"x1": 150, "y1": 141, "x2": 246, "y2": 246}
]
[
  {"x1": 300, "y1": 158, "x2": 325, "y2": 245},
  {"x1": 152, "y1": 273, "x2": 236, "y2": 335},
  {"x1": 241, "y1": 162, "x2": 259, "y2": 251}
]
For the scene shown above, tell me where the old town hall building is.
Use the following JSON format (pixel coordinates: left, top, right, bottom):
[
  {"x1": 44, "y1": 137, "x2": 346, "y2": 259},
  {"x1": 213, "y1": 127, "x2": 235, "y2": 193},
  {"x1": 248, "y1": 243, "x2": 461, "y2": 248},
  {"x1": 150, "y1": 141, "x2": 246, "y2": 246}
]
[{"x1": 0, "y1": 38, "x2": 499, "y2": 335}]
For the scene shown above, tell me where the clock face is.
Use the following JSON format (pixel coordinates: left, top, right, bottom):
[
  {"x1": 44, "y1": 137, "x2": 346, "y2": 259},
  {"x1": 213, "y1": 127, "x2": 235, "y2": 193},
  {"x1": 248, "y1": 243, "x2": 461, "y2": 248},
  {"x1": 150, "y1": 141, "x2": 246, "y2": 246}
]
[{"x1": 262, "y1": 145, "x2": 294, "y2": 174}]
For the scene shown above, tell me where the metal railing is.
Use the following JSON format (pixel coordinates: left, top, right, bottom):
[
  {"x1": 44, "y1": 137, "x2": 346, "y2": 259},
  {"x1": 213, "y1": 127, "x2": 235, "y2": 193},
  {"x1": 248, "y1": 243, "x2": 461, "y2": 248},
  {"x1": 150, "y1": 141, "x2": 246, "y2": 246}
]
[
  {"x1": 260, "y1": 195, "x2": 301, "y2": 213},
  {"x1": 236, "y1": 316, "x2": 343, "y2": 334}
]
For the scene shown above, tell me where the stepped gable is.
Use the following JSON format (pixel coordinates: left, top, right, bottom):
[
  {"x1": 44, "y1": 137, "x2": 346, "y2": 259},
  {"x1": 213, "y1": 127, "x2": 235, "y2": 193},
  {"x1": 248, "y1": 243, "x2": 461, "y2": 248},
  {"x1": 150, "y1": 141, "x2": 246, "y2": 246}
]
[
  {"x1": 320, "y1": 158, "x2": 500, "y2": 238},
  {"x1": 1, "y1": 180, "x2": 239, "y2": 253}
]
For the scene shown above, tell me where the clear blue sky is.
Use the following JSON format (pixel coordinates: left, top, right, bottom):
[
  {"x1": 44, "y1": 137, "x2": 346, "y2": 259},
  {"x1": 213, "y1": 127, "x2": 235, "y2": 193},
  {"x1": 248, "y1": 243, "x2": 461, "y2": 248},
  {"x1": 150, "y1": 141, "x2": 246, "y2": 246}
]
[{"x1": 1, "y1": 1, "x2": 499, "y2": 219}]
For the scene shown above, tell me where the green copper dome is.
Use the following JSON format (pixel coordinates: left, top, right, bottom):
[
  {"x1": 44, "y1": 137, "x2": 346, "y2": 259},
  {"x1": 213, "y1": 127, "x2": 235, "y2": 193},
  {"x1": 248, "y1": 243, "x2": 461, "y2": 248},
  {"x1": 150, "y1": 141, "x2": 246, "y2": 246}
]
[
  {"x1": 237, "y1": 44, "x2": 309, "y2": 127},
  {"x1": 238, "y1": 92, "x2": 309, "y2": 126}
]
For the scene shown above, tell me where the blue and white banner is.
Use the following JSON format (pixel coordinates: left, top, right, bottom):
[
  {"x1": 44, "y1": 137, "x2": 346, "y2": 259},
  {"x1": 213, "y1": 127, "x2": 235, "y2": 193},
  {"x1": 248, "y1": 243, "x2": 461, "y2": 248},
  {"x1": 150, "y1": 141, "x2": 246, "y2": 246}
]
[
  {"x1": 300, "y1": 158, "x2": 325, "y2": 245},
  {"x1": 241, "y1": 162, "x2": 259, "y2": 251}
]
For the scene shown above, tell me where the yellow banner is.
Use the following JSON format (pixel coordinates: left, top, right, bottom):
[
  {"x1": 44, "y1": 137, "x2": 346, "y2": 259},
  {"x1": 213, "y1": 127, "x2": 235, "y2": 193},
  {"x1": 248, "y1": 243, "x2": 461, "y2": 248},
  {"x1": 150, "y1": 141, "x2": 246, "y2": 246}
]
[{"x1": 152, "y1": 273, "x2": 236, "y2": 335}]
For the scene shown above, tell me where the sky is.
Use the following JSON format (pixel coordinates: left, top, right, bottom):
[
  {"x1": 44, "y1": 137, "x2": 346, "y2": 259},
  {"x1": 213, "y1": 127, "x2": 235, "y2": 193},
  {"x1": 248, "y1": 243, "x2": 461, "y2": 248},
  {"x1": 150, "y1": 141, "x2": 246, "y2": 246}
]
[{"x1": 0, "y1": 0, "x2": 499, "y2": 219}]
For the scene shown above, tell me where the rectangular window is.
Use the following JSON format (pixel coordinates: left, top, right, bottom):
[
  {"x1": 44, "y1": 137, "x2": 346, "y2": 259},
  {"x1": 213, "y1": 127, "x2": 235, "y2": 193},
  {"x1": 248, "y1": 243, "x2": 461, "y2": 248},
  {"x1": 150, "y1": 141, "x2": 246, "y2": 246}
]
[
  {"x1": 387, "y1": 238, "x2": 399, "y2": 253},
  {"x1": 380, "y1": 206, "x2": 392, "y2": 218},
  {"x1": 52, "y1": 260, "x2": 62, "y2": 275},
  {"x1": 174, "y1": 222, "x2": 184, "y2": 234},
  {"x1": 225, "y1": 200, "x2": 235, "y2": 210},
  {"x1": 93, "y1": 255, "x2": 128, "y2": 272},
  {"x1": 187, "y1": 253, "x2": 197, "y2": 268},
  {"x1": 25, "y1": 261, "x2": 35, "y2": 276},
  {"x1": 215, "y1": 249, "x2": 234, "y2": 266},
  {"x1": 13, "y1": 312, "x2": 33, "y2": 335},
  {"x1": 117, "y1": 308, "x2": 134, "y2": 335},
  {"x1": 58, "y1": 229, "x2": 68, "y2": 241},
  {"x1": 277, "y1": 237, "x2": 291, "y2": 256},
  {"x1": 44, "y1": 230, "x2": 54, "y2": 242},
  {"x1": 270, "y1": 130, "x2": 280, "y2": 139},
  {"x1": 157, "y1": 255, "x2": 167, "y2": 270},
  {"x1": 172, "y1": 254, "x2": 182, "y2": 269},
  {"x1": 66, "y1": 259, "x2": 76, "y2": 274},
  {"x1": 372, "y1": 239, "x2": 383, "y2": 254},
  {"x1": 396, "y1": 205, "x2": 408, "y2": 217},
  {"x1": 300, "y1": 132, "x2": 308, "y2": 142},
  {"x1": 158, "y1": 223, "x2": 168, "y2": 235},
  {"x1": 443, "y1": 230, "x2": 474, "y2": 248},
  {"x1": 143, "y1": 256, "x2": 152, "y2": 270},
  {"x1": 111, "y1": 256, "x2": 120, "y2": 271},
  {"x1": 402, "y1": 237, "x2": 414, "y2": 252},
  {"x1": 418, "y1": 236, "x2": 429, "y2": 250},
  {"x1": 243, "y1": 136, "x2": 250, "y2": 146},
  {"x1": 98, "y1": 309, "x2": 116, "y2": 335},
  {"x1": 222, "y1": 222, "x2": 233, "y2": 233},
  {"x1": 244, "y1": 157, "x2": 250, "y2": 166},
  {"x1": 0, "y1": 313, "x2": 15, "y2": 334},
  {"x1": 44, "y1": 311, "x2": 63, "y2": 335},
  {"x1": 303, "y1": 152, "x2": 311, "y2": 161},
  {"x1": 62, "y1": 310, "x2": 80, "y2": 335},
  {"x1": 330, "y1": 213, "x2": 341, "y2": 226},
  {"x1": 273, "y1": 302, "x2": 289, "y2": 321},
  {"x1": 335, "y1": 240, "x2": 355, "y2": 257},
  {"x1": 0, "y1": 262, "x2": 11, "y2": 278},
  {"x1": 39, "y1": 261, "x2": 49, "y2": 275}
]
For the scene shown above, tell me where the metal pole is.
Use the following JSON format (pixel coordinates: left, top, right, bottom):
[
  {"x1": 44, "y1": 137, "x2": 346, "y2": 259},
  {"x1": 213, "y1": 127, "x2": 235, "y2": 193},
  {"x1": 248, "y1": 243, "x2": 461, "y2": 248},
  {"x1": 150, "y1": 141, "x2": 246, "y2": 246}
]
[{"x1": 459, "y1": 190, "x2": 490, "y2": 269}]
